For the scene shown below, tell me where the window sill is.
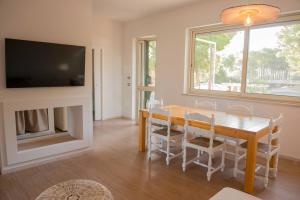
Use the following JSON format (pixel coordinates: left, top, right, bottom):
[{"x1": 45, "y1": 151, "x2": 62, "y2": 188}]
[{"x1": 182, "y1": 90, "x2": 300, "y2": 107}]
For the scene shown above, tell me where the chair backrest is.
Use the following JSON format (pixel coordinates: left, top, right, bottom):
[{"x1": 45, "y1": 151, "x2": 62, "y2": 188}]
[
  {"x1": 267, "y1": 114, "x2": 283, "y2": 152},
  {"x1": 149, "y1": 107, "x2": 171, "y2": 127},
  {"x1": 226, "y1": 104, "x2": 253, "y2": 117},
  {"x1": 195, "y1": 100, "x2": 216, "y2": 111},
  {"x1": 184, "y1": 112, "x2": 215, "y2": 148},
  {"x1": 147, "y1": 98, "x2": 164, "y2": 109}
]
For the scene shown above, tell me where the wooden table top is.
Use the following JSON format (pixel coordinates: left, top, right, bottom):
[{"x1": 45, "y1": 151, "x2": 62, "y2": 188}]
[{"x1": 142, "y1": 105, "x2": 270, "y2": 135}]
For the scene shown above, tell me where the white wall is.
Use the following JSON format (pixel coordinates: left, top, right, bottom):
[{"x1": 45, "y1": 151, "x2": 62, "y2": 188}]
[
  {"x1": 122, "y1": 0, "x2": 300, "y2": 159},
  {"x1": 92, "y1": 13, "x2": 123, "y2": 120},
  {"x1": 0, "y1": 0, "x2": 123, "y2": 170},
  {"x1": 0, "y1": 0, "x2": 123, "y2": 117},
  {"x1": 0, "y1": 0, "x2": 94, "y2": 99}
]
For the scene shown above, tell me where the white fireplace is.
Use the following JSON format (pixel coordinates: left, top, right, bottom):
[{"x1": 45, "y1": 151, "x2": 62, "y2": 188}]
[{"x1": 0, "y1": 96, "x2": 93, "y2": 173}]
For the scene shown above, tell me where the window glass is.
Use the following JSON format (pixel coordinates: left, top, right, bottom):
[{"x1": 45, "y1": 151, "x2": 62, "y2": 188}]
[
  {"x1": 246, "y1": 23, "x2": 300, "y2": 97},
  {"x1": 193, "y1": 30, "x2": 244, "y2": 92}
]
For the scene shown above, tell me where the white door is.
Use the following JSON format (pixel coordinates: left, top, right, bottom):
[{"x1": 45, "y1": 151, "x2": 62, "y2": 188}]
[{"x1": 93, "y1": 48, "x2": 102, "y2": 121}]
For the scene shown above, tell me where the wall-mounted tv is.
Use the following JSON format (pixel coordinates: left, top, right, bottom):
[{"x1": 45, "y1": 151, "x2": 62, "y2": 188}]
[{"x1": 5, "y1": 38, "x2": 85, "y2": 88}]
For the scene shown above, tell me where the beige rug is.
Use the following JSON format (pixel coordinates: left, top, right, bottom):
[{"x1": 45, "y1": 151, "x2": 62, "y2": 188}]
[{"x1": 35, "y1": 179, "x2": 113, "y2": 200}]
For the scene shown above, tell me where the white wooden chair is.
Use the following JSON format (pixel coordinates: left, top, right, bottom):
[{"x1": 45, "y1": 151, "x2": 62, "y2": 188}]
[
  {"x1": 226, "y1": 104, "x2": 253, "y2": 116},
  {"x1": 224, "y1": 104, "x2": 253, "y2": 177},
  {"x1": 147, "y1": 107, "x2": 184, "y2": 165},
  {"x1": 146, "y1": 97, "x2": 163, "y2": 109},
  {"x1": 235, "y1": 114, "x2": 282, "y2": 187},
  {"x1": 182, "y1": 113, "x2": 225, "y2": 181},
  {"x1": 146, "y1": 98, "x2": 165, "y2": 128},
  {"x1": 195, "y1": 99, "x2": 217, "y2": 111},
  {"x1": 194, "y1": 100, "x2": 217, "y2": 156}
]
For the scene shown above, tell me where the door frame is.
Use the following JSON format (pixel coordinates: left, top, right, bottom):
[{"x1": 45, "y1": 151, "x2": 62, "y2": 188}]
[{"x1": 135, "y1": 38, "x2": 157, "y2": 122}]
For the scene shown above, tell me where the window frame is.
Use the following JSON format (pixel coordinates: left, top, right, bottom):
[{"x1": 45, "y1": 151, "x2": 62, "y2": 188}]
[
  {"x1": 135, "y1": 38, "x2": 157, "y2": 121},
  {"x1": 187, "y1": 12, "x2": 300, "y2": 104}
]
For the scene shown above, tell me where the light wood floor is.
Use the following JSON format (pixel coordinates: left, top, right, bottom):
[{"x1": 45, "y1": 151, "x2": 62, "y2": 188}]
[{"x1": 1, "y1": 118, "x2": 300, "y2": 200}]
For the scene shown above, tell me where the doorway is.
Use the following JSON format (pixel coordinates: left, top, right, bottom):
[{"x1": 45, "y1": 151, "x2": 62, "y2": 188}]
[
  {"x1": 136, "y1": 39, "x2": 157, "y2": 121},
  {"x1": 92, "y1": 48, "x2": 103, "y2": 121}
]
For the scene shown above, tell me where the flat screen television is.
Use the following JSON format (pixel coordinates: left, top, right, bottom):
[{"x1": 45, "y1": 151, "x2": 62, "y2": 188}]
[{"x1": 5, "y1": 38, "x2": 85, "y2": 88}]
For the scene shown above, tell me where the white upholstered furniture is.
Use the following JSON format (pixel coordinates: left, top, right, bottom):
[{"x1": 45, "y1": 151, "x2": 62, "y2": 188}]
[{"x1": 209, "y1": 187, "x2": 261, "y2": 200}]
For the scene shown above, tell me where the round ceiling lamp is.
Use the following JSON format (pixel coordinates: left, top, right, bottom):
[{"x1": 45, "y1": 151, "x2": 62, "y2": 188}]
[{"x1": 220, "y1": 4, "x2": 281, "y2": 26}]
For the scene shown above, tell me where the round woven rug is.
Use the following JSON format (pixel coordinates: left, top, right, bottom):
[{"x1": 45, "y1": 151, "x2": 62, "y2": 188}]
[{"x1": 35, "y1": 179, "x2": 113, "y2": 200}]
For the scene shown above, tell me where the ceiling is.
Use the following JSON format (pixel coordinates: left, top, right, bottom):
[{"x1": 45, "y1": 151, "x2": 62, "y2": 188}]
[{"x1": 92, "y1": 0, "x2": 201, "y2": 21}]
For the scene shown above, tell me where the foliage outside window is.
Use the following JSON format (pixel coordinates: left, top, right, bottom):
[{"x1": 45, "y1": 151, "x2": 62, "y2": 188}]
[
  {"x1": 142, "y1": 40, "x2": 156, "y2": 87},
  {"x1": 193, "y1": 30, "x2": 244, "y2": 92},
  {"x1": 189, "y1": 16, "x2": 300, "y2": 102}
]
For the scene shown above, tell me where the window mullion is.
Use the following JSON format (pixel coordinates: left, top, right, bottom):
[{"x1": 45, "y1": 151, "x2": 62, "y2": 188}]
[
  {"x1": 241, "y1": 27, "x2": 250, "y2": 94},
  {"x1": 190, "y1": 31, "x2": 196, "y2": 92}
]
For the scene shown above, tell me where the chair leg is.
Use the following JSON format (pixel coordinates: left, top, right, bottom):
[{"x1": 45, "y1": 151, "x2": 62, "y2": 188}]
[
  {"x1": 221, "y1": 148, "x2": 225, "y2": 172},
  {"x1": 273, "y1": 154, "x2": 279, "y2": 178},
  {"x1": 197, "y1": 149, "x2": 200, "y2": 159},
  {"x1": 159, "y1": 138, "x2": 163, "y2": 149},
  {"x1": 148, "y1": 135, "x2": 152, "y2": 161},
  {"x1": 233, "y1": 143, "x2": 239, "y2": 178},
  {"x1": 207, "y1": 152, "x2": 212, "y2": 182},
  {"x1": 264, "y1": 158, "x2": 270, "y2": 188},
  {"x1": 182, "y1": 143, "x2": 186, "y2": 172},
  {"x1": 166, "y1": 139, "x2": 170, "y2": 166}
]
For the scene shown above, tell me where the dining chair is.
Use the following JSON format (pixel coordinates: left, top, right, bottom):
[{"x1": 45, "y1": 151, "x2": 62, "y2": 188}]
[
  {"x1": 224, "y1": 104, "x2": 253, "y2": 177},
  {"x1": 182, "y1": 113, "x2": 225, "y2": 181},
  {"x1": 226, "y1": 104, "x2": 253, "y2": 116},
  {"x1": 193, "y1": 100, "x2": 217, "y2": 156},
  {"x1": 195, "y1": 99, "x2": 217, "y2": 111},
  {"x1": 234, "y1": 114, "x2": 282, "y2": 187},
  {"x1": 147, "y1": 107, "x2": 184, "y2": 165},
  {"x1": 146, "y1": 98, "x2": 163, "y2": 109},
  {"x1": 146, "y1": 98, "x2": 165, "y2": 128}
]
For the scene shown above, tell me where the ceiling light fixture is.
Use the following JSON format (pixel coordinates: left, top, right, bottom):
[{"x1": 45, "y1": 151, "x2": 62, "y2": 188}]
[{"x1": 220, "y1": 4, "x2": 281, "y2": 26}]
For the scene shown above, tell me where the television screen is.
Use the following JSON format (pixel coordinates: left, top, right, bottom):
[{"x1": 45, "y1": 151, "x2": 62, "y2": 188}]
[{"x1": 5, "y1": 38, "x2": 85, "y2": 88}]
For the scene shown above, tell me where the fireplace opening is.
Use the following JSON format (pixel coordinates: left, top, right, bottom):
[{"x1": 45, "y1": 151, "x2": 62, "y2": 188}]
[
  {"x1": 16, "y1": 108, "x2": 52, "y2": 140},
  {"x1": 16, "y1": 106, "x2": 83, "y2": 151}
]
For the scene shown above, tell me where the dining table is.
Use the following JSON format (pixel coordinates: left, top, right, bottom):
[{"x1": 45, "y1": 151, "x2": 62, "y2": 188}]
[{"x1": 138, "y1": 105, "x2": 278, "y2": 193}]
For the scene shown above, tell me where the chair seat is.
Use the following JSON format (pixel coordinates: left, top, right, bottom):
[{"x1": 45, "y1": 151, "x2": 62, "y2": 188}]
[
  {"x1": 153, "y1": 128, "x2": 183, "y2": 137},
  {"x1": 188, "y1": 136, "x2": 223, "y2": 148},
  {"x1": 152, "y1": 123, "x2": 167, "y2": 128},
  {"x1": 240, "y1": 142, "x2": 278, "y2": 154}
]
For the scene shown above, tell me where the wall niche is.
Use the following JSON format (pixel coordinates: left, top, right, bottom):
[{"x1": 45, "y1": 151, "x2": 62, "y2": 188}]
[{"x1": 17, "y1": 106, "x2": 83, "y2": 151}]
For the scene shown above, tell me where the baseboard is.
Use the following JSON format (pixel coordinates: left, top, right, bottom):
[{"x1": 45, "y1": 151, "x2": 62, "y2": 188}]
[
  {"x1": 1, "y1": 147, "x2": 91, "y2": 174},
  {"x1": 101, "y1": 115, "x2": 123, "y2": 121},
  {"x1": 279, "y1": 154, "x2": 300, "y2": 163},
  {"x1": 93, "y1": 116, "x2": 133, "y2": 121},
  {"x1": 121, "y1": 116, "x2": 133, "y2": 120}
]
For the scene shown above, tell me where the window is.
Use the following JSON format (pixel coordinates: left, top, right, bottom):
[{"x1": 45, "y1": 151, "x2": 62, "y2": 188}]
[
  {"x1": 188, "y1": 14, "x2": 300, "y2": 102},
  {"x1": 136, "y1": 39, "x2": 156, "y2": 118},
  {"x1": 193, "y1": 30, "x2": 244, "y2": 92},
  {"x1": 246, "y1": 24, "x2": 300, "y2": 97},
  {"x1": 140, "y1": 40, "x2": 156, "y2": 87}
]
